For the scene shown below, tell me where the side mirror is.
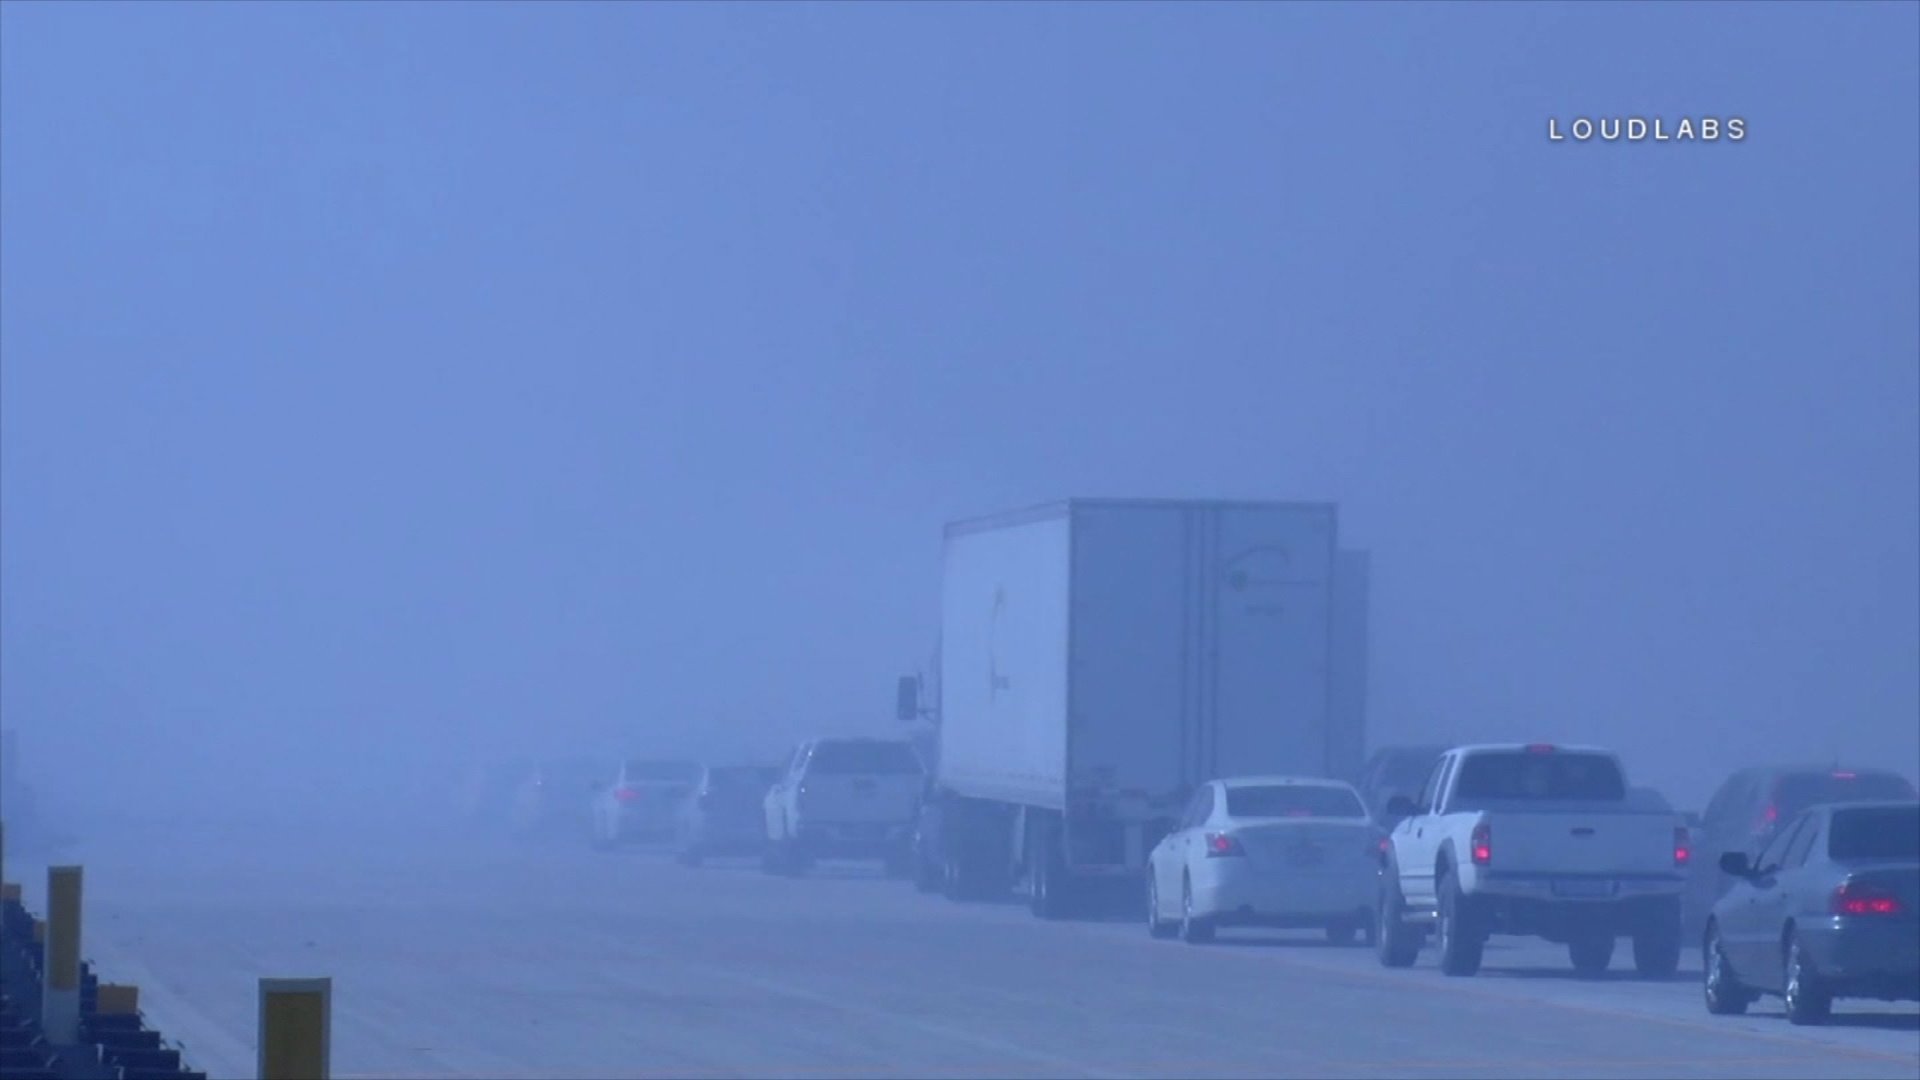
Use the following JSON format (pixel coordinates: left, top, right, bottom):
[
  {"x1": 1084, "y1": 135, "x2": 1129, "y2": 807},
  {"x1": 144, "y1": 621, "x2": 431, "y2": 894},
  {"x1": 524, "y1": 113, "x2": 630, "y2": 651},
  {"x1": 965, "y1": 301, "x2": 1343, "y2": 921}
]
[
  {"x1": 896, "y1": 676, "x2": 920, "y2": 723},
  {"x1": 1385, "y1": 795, "x2": 1418, "y2": 820},
  {"x1": 1718, "y1": 851, "x2": 1751, "y2": 878}
]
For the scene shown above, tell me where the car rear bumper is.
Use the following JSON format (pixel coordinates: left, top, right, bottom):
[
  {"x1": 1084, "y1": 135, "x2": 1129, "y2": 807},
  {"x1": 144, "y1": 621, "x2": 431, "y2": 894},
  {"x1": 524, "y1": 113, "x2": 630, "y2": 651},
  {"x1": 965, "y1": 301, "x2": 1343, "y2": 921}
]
[
  {"x1": 1192, "y1": 866, "x2": 1375, "y2": 924},
  {"x1": 1798, "y1": 920, "x2": 1920, "y2": 1000},
  {"x1": 1460, "y1": 879, "x2": 1680, "y2": 940}
]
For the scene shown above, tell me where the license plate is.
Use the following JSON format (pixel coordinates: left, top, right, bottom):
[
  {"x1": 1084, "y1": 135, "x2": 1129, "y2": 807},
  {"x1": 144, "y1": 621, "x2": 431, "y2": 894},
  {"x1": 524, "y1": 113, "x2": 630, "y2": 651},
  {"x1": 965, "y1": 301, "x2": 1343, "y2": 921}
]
[
  {"x1": 1287, "y1": 845, "x2": 1325, "y2": 867},
  {"x1": 1552, "y1": 879, "x2": 1615, "y2": 898}
]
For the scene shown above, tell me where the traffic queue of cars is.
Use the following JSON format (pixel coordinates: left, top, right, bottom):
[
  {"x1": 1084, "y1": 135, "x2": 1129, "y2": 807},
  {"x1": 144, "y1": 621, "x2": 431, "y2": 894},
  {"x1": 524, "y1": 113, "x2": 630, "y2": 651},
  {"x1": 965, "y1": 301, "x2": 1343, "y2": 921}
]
[{"x1": 463, "y1": 741, "x2": 1919, "y2": 1027}]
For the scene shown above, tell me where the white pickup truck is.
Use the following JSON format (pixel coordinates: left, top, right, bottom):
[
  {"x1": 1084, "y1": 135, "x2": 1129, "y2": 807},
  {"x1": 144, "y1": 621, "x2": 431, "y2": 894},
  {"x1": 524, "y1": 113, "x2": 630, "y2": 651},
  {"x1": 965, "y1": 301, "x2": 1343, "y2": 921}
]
[
  {"x1": 762, "y1": 737, "x2": 924, "y2": 877},
  {"x1": 1377, "y1": 743, "x2": 1688, "y2": 978}
]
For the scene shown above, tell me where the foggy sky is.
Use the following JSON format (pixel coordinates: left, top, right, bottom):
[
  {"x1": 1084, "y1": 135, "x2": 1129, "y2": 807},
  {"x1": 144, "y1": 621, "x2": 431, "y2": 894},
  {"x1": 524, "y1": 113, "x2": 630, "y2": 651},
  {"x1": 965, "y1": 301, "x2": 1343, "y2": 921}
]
[{"x1": 2, "y1": 1, "x2": 1915, "y2": 824}]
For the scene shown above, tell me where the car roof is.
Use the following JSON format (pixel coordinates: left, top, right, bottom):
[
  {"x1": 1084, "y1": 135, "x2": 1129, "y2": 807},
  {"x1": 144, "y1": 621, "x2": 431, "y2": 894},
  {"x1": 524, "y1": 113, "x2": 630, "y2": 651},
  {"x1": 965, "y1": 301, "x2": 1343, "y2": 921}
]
[
  {"x1": 1216, "y1": 775, "x2": 1358, "y2": 790},
  {"x1": 1450, "y1": 743, "x2": 1613, "y2": 756}
]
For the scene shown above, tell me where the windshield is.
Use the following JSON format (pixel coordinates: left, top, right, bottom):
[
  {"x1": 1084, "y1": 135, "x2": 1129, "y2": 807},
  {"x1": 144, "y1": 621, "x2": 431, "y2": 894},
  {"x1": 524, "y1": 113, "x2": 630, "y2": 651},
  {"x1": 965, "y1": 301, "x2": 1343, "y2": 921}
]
[
  {"x1": 626, "y1": 761, "x2": 701, "y2": 783},
  {"x1": 1776, "y1": 772, "x2": 1917, "y2": 819},
  {"x1": 1452, "y1": 752, "x2": 1627, "y2": 802},
  {"x1": 1226, "y1": 785, "x2": 1367, "y2": 819},
  {"x1": 808, "y1": 741, "x2": 922, "y2": 775},
  {"x1": 1828, "y1": 805, "x2": 1920, "y2": 861}
]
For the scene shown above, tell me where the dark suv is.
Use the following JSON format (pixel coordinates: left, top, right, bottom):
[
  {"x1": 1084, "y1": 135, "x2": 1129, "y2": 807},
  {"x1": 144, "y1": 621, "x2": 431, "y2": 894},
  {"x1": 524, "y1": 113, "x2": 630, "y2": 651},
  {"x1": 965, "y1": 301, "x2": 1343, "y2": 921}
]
[{"x1": 1685, "y1": 765, "x2": 1918, "y2": 934}]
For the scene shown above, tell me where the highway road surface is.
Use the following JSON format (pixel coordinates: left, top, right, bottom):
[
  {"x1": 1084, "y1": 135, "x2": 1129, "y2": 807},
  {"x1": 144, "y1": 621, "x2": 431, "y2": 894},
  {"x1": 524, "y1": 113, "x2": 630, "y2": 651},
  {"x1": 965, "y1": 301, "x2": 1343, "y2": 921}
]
[{"x1": 12, "y1": 817, "x2": 1917, "y2": 1080}]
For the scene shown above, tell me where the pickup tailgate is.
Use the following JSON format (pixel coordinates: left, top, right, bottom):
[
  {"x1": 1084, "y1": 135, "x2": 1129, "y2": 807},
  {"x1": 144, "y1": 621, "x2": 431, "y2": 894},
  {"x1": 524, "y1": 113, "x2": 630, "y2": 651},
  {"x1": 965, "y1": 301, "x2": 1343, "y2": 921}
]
[{"x1": 1479, "y1": 806, "x2": 1677, "y2": 878}]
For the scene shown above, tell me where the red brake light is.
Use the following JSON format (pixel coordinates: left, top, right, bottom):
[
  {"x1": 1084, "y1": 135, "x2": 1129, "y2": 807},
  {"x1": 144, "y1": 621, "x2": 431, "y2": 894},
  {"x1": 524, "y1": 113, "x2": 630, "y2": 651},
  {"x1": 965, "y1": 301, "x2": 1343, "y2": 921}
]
[
  {"x1": 1205, "y1": 833, "x2": 1245, "y2": 858},
  {"x1": 613, "y1": 787, "x2": 639, "y2": 803},
  {"x1": 1832, "y1": 882, "x2": 1902, "y2": 916},
  {"x1": 1524, "y1": 743, "x2": 1556, "y2": 754},
  {"x1": 1470, "y1": 822, "x2": 1492, "y2": 866},
  {"x1": 1375, "y1": 836, "x2": 1390, "y2": 857},
  {"x1": 1674, "y1": 826, "x2": 1691, "y2": 868}
]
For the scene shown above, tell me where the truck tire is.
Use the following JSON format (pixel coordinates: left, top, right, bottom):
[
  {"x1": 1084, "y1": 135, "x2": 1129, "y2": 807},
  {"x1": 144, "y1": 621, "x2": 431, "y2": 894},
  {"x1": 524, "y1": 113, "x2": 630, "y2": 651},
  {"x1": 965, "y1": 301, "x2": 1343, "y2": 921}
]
[
  {"x1": 1435, "y1": 870, "x2": 1484, "y2": 977},
  {"x1": 1377, "y1": 867, "x2": 1422, "y2": 968},
  {"x1": 1631, "y1": 899, "x2": 1683, "y2": 979},
  {"x1": 1029, "y1": 820, "x2": 1075, "y2": 920},
  {"x1": 912, "y1": 837, "x2": 942, "y2": 893},
  {"x1": 1569, "y1": 930, "x2": 1615, "y2": 976}
]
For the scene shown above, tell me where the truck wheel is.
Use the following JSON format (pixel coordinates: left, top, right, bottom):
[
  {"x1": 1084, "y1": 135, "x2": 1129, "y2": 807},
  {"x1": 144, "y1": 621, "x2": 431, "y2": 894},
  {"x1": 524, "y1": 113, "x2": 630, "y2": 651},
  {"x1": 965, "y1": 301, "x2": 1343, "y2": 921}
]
[
  {"x1": 1029, "y1": 823, "x2": 1075, "y2": 920},
  {"x1": 911, "y1": 840, "x2": 941, "y2": 894},
  {"x1": 1702, "y1": 922, "x2": 1754, "y2": 1016},
  {"x1": 1782, "y1": 932, "x2": 1832, "y2": 1026},
  {"x1": 1569, "y1": 931, "x2": 1615, "y2": 976},
  {"x1": 1435, "y1": 872, "x2": 1484, "y2": 977},
  {"x1": 1325, "y1": 923, "x2": 1359, "y2": 946},
  {"x1": 1377, "y1": 871, "x2": 1421, "y2": 968},
  {"x1": 1631, "y1": 900, "x2": 1682, "y2": 979},
  {"x1": 1179, "y1": 876, "x2": 1215, "y2": 944}
]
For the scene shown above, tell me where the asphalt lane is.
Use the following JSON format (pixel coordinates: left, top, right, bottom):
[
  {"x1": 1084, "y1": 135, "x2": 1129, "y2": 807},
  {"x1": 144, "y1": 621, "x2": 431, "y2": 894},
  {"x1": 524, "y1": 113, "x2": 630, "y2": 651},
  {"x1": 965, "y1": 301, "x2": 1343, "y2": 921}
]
[{"x1": 13, "y1": 821, "x2": 1917, "y2": 1079}]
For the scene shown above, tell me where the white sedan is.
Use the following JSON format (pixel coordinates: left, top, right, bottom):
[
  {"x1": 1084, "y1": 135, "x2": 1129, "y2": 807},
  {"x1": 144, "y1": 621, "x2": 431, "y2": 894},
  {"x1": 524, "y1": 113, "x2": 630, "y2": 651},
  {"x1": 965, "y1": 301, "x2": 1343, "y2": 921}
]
[{"x1": 1147, "y1": 776, "x2": 1384, "y2": 945}]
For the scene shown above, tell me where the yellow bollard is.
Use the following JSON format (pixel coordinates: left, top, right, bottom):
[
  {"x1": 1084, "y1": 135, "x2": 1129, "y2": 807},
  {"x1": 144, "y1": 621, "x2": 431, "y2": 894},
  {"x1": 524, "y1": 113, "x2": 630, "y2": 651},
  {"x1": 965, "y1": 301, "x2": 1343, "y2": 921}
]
[
  {"x1": 43, "y1": 865, "x2": 83, "y2": 1043},
  {"x1": 258, "y1": 977, "x2": 331, "y2": 1080}
]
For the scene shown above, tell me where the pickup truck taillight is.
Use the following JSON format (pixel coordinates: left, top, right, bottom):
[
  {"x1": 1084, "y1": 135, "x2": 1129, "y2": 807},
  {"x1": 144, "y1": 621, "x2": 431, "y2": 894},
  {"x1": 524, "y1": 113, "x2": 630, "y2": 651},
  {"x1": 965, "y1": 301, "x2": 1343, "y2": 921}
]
[
  {"x1": 1204, "y1": 832, "x2": 1245, "y2": 858},
  {"x1": 1832, "y1": 882, "x2": 1903, "y2": 916},
  {"x1": 1674, "y1": 826, "x2": 1691, "y2": 868},
  {"x1": 1470, "y1": 822, "x2": 1491, "y2": 866}
]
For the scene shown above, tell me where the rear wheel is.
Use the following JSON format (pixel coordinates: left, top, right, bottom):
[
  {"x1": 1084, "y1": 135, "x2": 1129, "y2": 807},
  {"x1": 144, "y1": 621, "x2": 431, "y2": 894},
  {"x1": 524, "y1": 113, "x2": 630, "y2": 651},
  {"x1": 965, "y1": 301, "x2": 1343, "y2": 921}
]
[
  {"x1": 1325, "y1": 923, "x2": 1359, "y2": 946},
  {"x1": 1179, "y1": 876, "x2": 1215, "y2": 944},
  {"x1": 1569, "y1": 930, "x2": 1615, "y2": 977},
  {"x1": 1376, "y1": 870, "x2": 1421, "y2": 968},
  {"x1": 1435, "y1": 871, "x2": 1484, "y2": 977},
  {"x1": 1702, "y1": 922, "x2": 1754, "y2": 1016},
  {"x1": 1783, "y1": 932, "x2": 1832, "y2": 1026},
  {"x1": 1029, "y1": 821, "x2": 1075, "y2": 920},
  {"x1": 911, "y1": 833, "x2": 941, "y2": 894}
]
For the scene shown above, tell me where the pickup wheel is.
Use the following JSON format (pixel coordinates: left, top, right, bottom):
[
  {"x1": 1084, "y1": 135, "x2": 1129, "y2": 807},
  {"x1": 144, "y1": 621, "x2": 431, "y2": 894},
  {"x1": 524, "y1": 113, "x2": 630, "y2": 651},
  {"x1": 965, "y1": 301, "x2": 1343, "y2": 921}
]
[
  {"x1": 1569, "y1": 930, "x2": 1615, "y2": 977},
  {"x1": 1376, "y1": 867, "x2": 1421, "y2": 968},
  {"x1": 1632, "y1": 898, "x2": 1683, "y2": 979},
  {"x1": 1435, "y1": 870, "x2": 1484, "y2": 977}
]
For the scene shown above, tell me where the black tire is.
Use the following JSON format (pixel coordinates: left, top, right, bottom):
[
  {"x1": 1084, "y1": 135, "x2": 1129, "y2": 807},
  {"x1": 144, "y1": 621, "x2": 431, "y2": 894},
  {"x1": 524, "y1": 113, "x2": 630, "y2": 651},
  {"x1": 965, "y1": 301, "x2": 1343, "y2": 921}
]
[
  {"x1": 1377, "y1": 871, "x2": 1421, "y2": 968},
  {"x1": 1435, "y1": 870, "x2": 1484, "y2": 977},
  {"x1": 1569, "y1": 931, "x2": 1616, "y2": 977},
  {"x1": 1632, "y1": 900, "x2": 1683, "y2": 979},
  {"x1": 1783, "y1": 932, "x2": 1832, "y2": 1026},
  {"x1": 1029, "y1": 823, "x2": 1075, "y2": 920},
  {"x1": 1179, "y1": 876, "x2": 1215, "y2": 944},
  {"x1": 911, "y1": 842, "x2": 941, "y2": 893},
  {"x1": 1325, "y1": 923, "x2": 1359, "y2": 946},
  {"x1": 1702, "y1": 922, "x2": 1754, "y2": 1016},
  {"x1": 1147, "y1": 874, "x2": 1177, "y2": 940}
]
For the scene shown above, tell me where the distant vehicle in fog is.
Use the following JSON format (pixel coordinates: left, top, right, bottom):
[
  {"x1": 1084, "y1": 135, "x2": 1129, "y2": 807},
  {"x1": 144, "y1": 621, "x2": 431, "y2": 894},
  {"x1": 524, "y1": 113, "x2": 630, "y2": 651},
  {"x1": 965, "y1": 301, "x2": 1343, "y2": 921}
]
[
  {"x1": 1378, "y1": 744, "x2": 1688, "y2": 979},
  {"x1": 1703, "y1": 800, "x2": 1920, "y2": 1025},
  {"x1": 675, "y1": 764, "x2": 782, "y2": 866},
  {"x1": 762, "y1": 737, "x2": 922, "y2": 877},
  {"x1": 1356, "y1": 744, "x2": 1449, "y2": 824},
  {"x1": 1145, "y1": 777, "x2": 1382, "y2": 946},
  {"x1": 1685, "y1": 765, "x2": 1919, "y2": 935},
  {"x1": 508, "y1": 757, "x2": 603, "y2": 838},
  {"x1": 908, "y1": 500, "x2": 1370, "y2": 920},
  {"x1": 458, "y1": 758, "x2": 534, "y2": 830},
  {"x1": 590, "y1": 759, "x2": 701, "y2": 848}
]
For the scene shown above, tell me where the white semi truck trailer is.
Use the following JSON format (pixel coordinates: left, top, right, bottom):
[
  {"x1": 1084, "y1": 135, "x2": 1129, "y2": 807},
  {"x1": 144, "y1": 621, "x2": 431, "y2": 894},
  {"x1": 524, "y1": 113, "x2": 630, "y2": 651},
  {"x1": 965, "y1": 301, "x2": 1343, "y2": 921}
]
[{"x1": 899, "y1": 498, "x2": 1370, "y2": 918}]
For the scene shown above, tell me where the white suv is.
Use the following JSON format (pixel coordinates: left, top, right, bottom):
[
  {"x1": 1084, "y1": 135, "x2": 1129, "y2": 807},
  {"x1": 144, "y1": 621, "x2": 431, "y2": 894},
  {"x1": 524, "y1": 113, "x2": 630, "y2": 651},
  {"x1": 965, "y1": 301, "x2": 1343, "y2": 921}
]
[{"x1": 762, "y1": 737, "x2": 924, "y2": 876}]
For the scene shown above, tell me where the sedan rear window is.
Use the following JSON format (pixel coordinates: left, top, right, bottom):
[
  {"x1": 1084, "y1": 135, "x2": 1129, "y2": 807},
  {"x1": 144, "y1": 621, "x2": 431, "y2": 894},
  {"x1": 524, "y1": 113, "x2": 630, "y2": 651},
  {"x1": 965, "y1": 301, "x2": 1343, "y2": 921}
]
[
  {"x1": 1828, "y1": 805, "x2": 1920, "y2": 861},
  {"x1": 1226, "y1": 785, "x2": 1366, "y2": 819},
  {"x1": 1452, "y1": 752, "x2": 1627, "y2": 802},
  {"x1": 808, "y1": 741, "x2": 923, "y2": 775}
]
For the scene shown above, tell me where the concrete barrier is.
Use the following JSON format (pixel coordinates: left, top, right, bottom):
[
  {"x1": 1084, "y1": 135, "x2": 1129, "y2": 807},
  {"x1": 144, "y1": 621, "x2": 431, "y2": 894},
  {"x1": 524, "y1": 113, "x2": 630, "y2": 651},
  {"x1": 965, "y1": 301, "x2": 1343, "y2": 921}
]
[{"x1": 259, "y1": 976, "x2": 331, "y2": 1080}]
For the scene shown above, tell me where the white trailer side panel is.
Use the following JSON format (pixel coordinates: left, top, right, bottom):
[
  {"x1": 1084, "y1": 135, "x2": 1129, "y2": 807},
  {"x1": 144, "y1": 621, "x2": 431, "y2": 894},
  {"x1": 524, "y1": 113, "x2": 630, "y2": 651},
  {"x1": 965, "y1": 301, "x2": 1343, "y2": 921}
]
[
  {"x1": 1068, "y1": 502, "x2": 1337, "y2": 810},
  {"x1": 938, "y1": 511, "x2": 1072, "y2": 810}
]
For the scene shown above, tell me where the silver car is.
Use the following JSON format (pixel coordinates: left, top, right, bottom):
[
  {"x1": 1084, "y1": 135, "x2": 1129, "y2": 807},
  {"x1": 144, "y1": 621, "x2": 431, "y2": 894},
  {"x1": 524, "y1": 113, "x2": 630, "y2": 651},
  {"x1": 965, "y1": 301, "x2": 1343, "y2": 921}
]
[
  {"x1": 1703, "y1": 800, "x2": 1919, "y2": 1025},
  {"x1": 590, "y1": 759, "x2": 701, "y2": 848}
]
